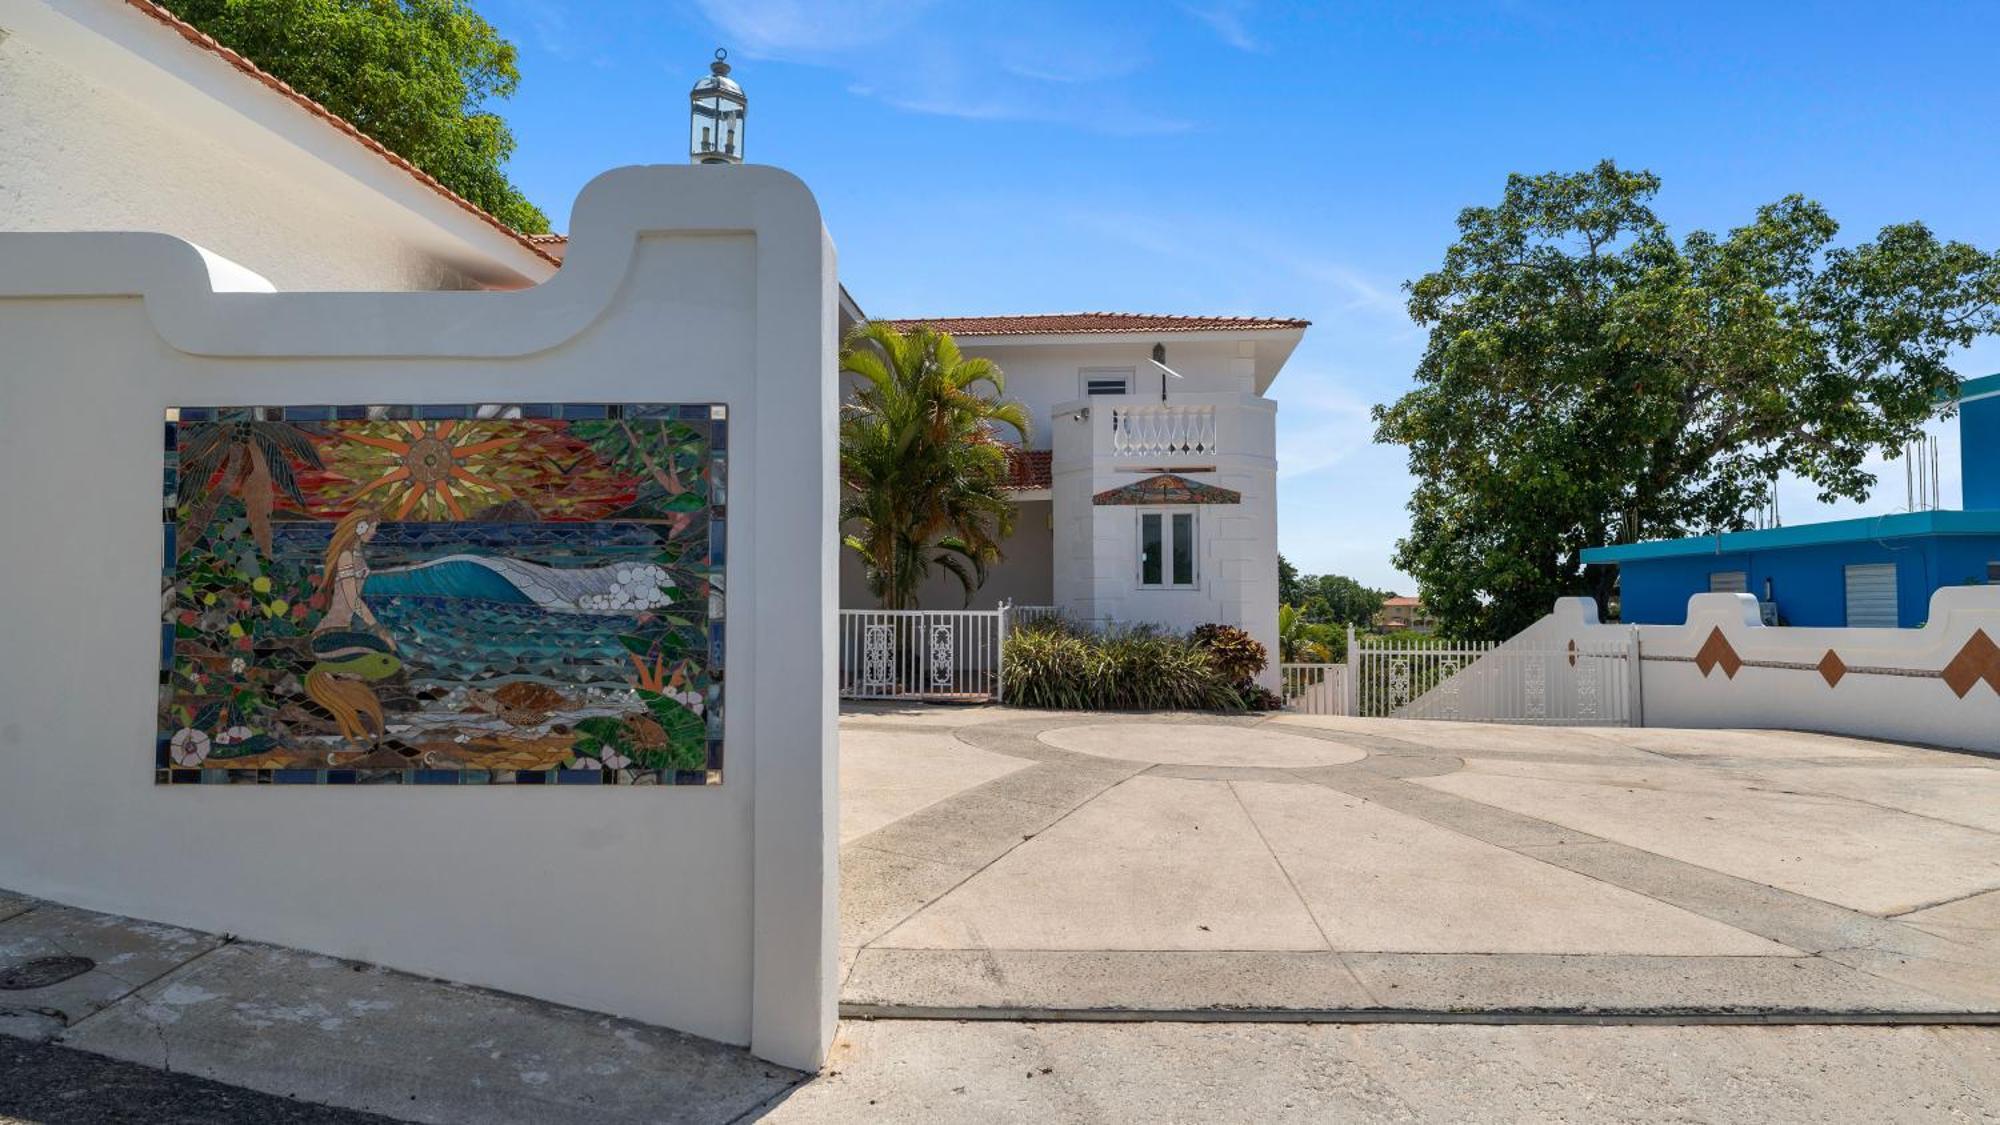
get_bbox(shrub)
[1004,624,1242,712]
[1191,623,1269,683]
[1192,622,1276,710]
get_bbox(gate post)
[1627,625,1645,728]
[996,600,1011,704]
[1345,622,1359,716]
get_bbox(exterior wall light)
[690,49,746,165]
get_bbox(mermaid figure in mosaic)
[306,509,401,747]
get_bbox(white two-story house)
[836,313,1306,673]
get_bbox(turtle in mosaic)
[462,680,574,726]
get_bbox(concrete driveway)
[839,706,2000,1017]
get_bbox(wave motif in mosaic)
[158,404,726,786]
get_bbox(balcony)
[1109,403,1216,458]
[1048,392,1276,477]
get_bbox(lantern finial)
[689,48,746,165]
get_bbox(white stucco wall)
[1424,591,2000,753]
[0,1,554,291]
[0,166,838,1069]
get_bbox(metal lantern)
[689,48,746,164]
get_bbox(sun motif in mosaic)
[333,421,523,520]
[158,404,727,787]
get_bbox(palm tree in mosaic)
[840,322,1032,609]
[177,420,325,558]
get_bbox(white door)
[1844,563,1899,628]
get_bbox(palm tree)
[840,322,1032,609]
[1278,603,1342,663]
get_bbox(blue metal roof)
[1582,508,2000,564]
[1951,371,2000,403]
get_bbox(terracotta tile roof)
[1002,447,1051,491]
[125,0,560,269]
[882,312,1310,337]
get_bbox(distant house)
[1375,595,1435,633]
[1583,373,2000,629]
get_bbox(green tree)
[164,0,549,233]
[840,323,1032,609]
[1278,554,1302,606]
[1300,573,1387,628]
[1375,161,2000,639]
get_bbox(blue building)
[1584,373,2000,628]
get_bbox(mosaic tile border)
[159,403,728,788]
[1648,625,2000,699]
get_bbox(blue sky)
[480,0,2000,593]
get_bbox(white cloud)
[1177,1,1262,52]
[690,0,931,56]
[688,0,1187,133]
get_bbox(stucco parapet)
[0,165,824,360]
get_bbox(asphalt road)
[0,1038,399,1125]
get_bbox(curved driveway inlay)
[838,705,2000,1019]
[1038,722,1367,768]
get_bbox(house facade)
[1375,595,1435,633]
[835,315,1305,668]
[1584,372,2000,629]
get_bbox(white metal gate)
[1346,629,1639,726]
[838,603,1057,702]
[1280,663,1348,715]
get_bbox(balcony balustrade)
[1109,403,1217,458]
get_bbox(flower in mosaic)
[160,405,727,787]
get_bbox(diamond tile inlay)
[1940,628,2000,699]
[1816,649,1847,688]
[1693,627,1743,680]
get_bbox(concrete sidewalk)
[0,892,801,1124]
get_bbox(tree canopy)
[1375,161,2000,639]
[1278,556,1389,628]
[166,0,549,234]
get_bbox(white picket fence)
[1282,628,1642,726]
[838,602,1058,702]
[1347,627,1640,725]
[1279,663,1348,715]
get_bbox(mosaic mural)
[1091,473,1241,506]
[158,405,726,786]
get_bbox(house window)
[1138,510,1196,587]
[1708,571,1747,594]
[1081,367,1133,397]
[1844,563,1898,628]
